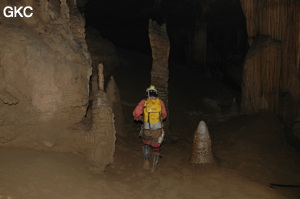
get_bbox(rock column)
[148,19,170,133]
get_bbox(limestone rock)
[106,76,127,137]
[87,90,116,171]
[148,19,170,132]
[190,121,214,164]
[0,90,19,105]
[0,0,94,152]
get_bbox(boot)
[142,145,150,160]
[142,145,150,170]
[143,159,150,170]
[151,154,159,172]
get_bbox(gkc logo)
[3,6,33,18]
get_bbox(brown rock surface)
[0,0,115,170]
[0,0,91,136]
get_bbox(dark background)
[82,0,249,95]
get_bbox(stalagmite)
[87,64,116,171]
[148,19,170,132]
[190,121,214,164]
[98,63,105,91]
[106,76,127,137]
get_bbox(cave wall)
[0,1,116,169]
[0,0,91,144]
[240,0,300,137]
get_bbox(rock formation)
[191,121,214,164]
[86,64,116,170]
[240,0,300,140]
[0,0,116,171]
[0,0,91,135]
[106,76,127,137]
[242,36,281,113]
[148,19,170,132]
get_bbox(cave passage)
[84,0,248,99]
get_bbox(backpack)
[143,98,162,125]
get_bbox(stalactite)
[148,19,170,132]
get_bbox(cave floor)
[1,49,300,199]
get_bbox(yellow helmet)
[146,85,157,92]
[146,85,158,98]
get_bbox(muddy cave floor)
[1,49,300,199]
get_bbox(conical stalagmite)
[190,121,214,164]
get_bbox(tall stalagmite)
[87,64,116,171]
[148,19,170,132]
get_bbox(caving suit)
[133,97,167,171]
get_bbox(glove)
[136,115,143,121]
